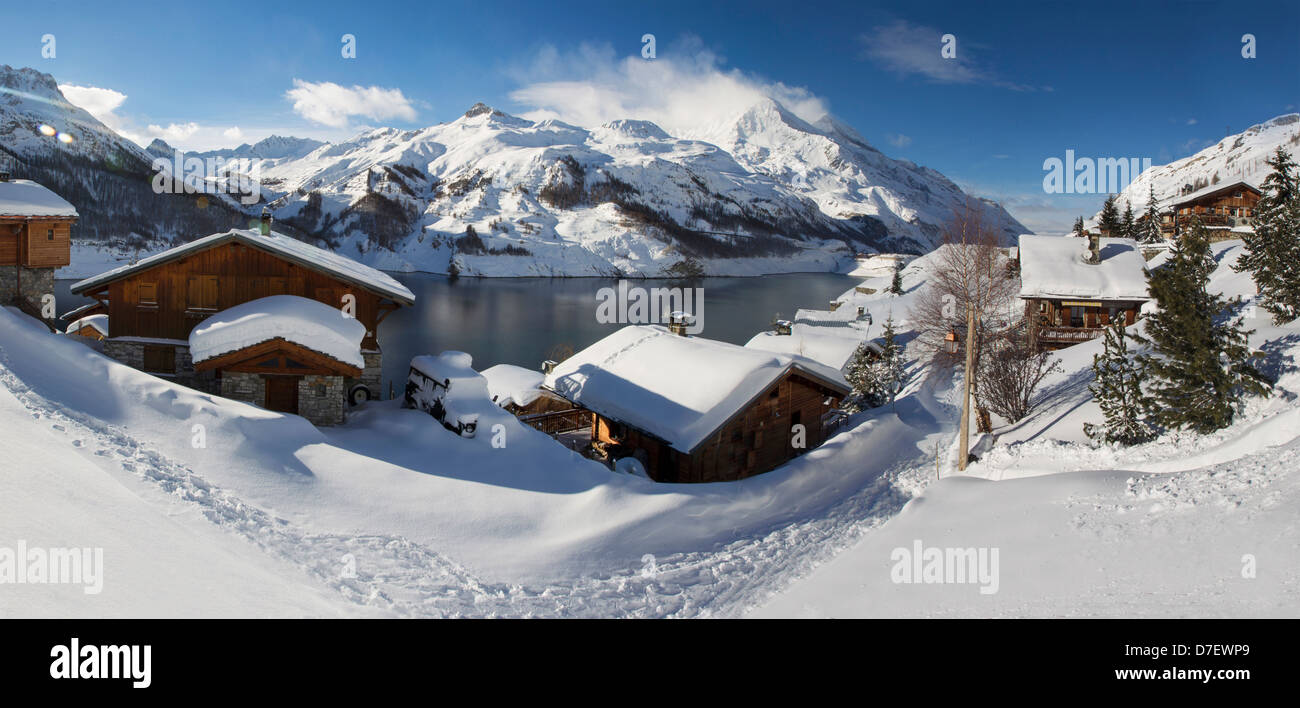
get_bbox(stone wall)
[221,371,265,407]
[345,350,385,403]
[102,339,145,369]
[0,266,55,314]
[298,375,345,426]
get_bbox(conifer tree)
[1084,319,1151,444]
[889,262,904,295]
[843,342,883,412]
[1137,218,1271,433]
[1138,184,1164,244]
[1073,216,1086,237]
[1233,147,1300,323]
[878,315,906,404]
[1099,195,1122,236]
[1120,201,1136,239]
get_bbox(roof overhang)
[193,337,362,378]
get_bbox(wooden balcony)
[1035,326,1105,344]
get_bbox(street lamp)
[943,329,959,354]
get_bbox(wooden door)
[264,376,300,413]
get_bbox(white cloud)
[147,122,200,143]
[223,126,244,141]
[285,79,417,128]
[1187,118,1198,125]
[58,83,144,142]
[507,39,830,139]
[886,133,912,148]
[859,20,1039,91]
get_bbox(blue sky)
[2,0,1297,232]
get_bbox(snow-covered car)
[404,351,490,438]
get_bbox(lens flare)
[57,132,74,144]
[38,124,56,136]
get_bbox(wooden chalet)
[1135,180,1263,239]
[69,218,415,424]
[64,313,108,341]
[1170,180,1261,234]
[543,325,850,483]
[0,173,77,322]
[1018,234,1150,350]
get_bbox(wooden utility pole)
[958,303,977,471]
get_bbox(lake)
[56,272,856,397]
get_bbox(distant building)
[69,219,415,424]
[65,313,108,341]
[544,325,849,483]
[0,173,77,321]
[1169,181,1261,238]
[1018,234,1150,350]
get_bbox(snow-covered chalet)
[69,216,415,425]
[1018,234,1150,350]
[543,325,850,482]
[0,172,77,322]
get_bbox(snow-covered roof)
[60,301,105,321]
[1171,180,1260,208]
[0,179,78,218]
[65,314,107,337]
[744,329,872,373]
[1018,235,1150,301]
[543,325,849,453]
[70,229,416,305]
[481,364,546,408]
[188,295,366,369]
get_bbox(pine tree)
[1099,195,1122,236]
[889,262,904,295]
[1137,218,1271,433]
[1073,216,1086,237]
[878,315,906,403]
[1084,319,1152,444]
[1120,201,1136,239]
[1233,147,1300,324]
[1138,184,1164,244]
[843,342,883,412]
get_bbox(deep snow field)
[2,239,1296,618]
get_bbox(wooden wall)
[97,241,387,348]
[0,219,72,267]
[594,370,843,483]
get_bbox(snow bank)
[189,295,366,368]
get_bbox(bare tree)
[976,334,1060,423]
[909,200,1021,431]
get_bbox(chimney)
[667,311,692,336]
[1087,233,1101,264]
[773,319,792,336]
[828,300,842,312]
[260,207,273,236]
[541,360,557,374]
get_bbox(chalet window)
[47,228,54,241]
[1069,306,1085,328]
[187,275,219,312]
[1235,191,1243,198]
[142,345,175,374]
[137,282,158,307]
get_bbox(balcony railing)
[1036,326,1106,343]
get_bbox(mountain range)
[5,63,1026,276]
